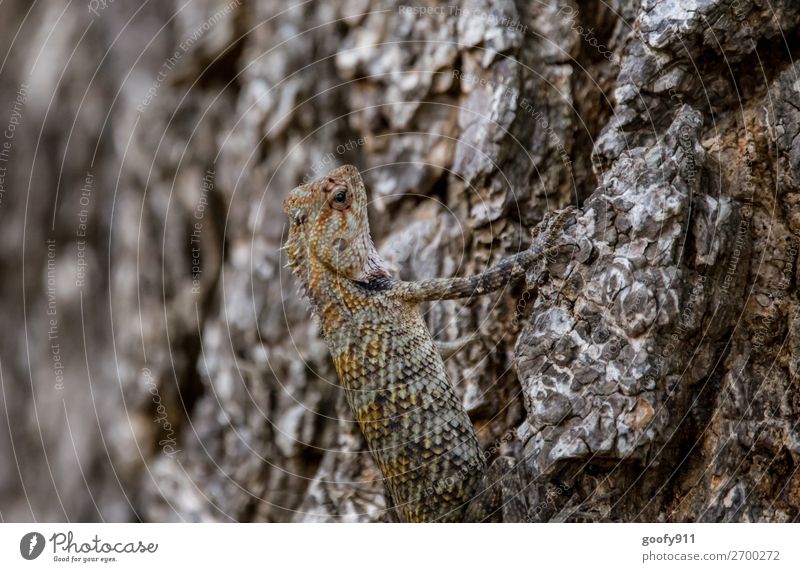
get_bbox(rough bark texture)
[0,0,798,523]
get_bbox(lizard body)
[283,164,572,522]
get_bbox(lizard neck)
[303,255,372,334]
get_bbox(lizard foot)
[531,206,580,261]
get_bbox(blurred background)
[0,0,798,523]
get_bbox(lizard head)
[283,164,389,285]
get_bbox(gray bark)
[0,0,798,523]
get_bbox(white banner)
[0,523,797,571]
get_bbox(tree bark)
[0,0,798,522]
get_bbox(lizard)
[283,164,574,522]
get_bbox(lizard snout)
[283,192,298,215]
[283,184,315,217]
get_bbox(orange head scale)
[283,165,389,296]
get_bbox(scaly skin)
[283,165,572,522]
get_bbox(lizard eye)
[330,187,351,210]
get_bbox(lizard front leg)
[393,207,576,304]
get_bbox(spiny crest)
[283,165,390,299]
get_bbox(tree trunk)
[0,0,798,523]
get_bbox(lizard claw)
[530,206,579,260]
